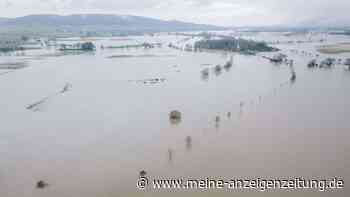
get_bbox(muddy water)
[0,34,349,197]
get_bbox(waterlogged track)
[26,83,72,112]
[0,34,349,197]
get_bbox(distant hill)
[0,14,225,37]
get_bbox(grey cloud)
[0,0,349,26]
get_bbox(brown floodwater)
[0,33,349,197]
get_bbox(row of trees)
[194,38,278,52]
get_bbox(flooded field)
[1,32,350,197]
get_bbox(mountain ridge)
[0,14,225,33]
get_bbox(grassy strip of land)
[0,62,27,69]
[317,43,350,54]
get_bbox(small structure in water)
[36,180,49,189]
[139,170,147,177]
[169,110,182,125]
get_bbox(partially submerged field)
[1,33,350,197]
[317,42,350,54]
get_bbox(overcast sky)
[0,0,349,26]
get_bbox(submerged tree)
[81,42,96,51]
[21,35,30,42]
[186,136,192,151]
[344,58,350,70]
[36,180,49,189]
[320,58,336,68]
[195,38,278,53]
[169,110,182,125]
[307,59,318,68]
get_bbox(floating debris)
[36,180,49,189]
[169,110,182,125]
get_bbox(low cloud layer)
[1,0,349,26]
